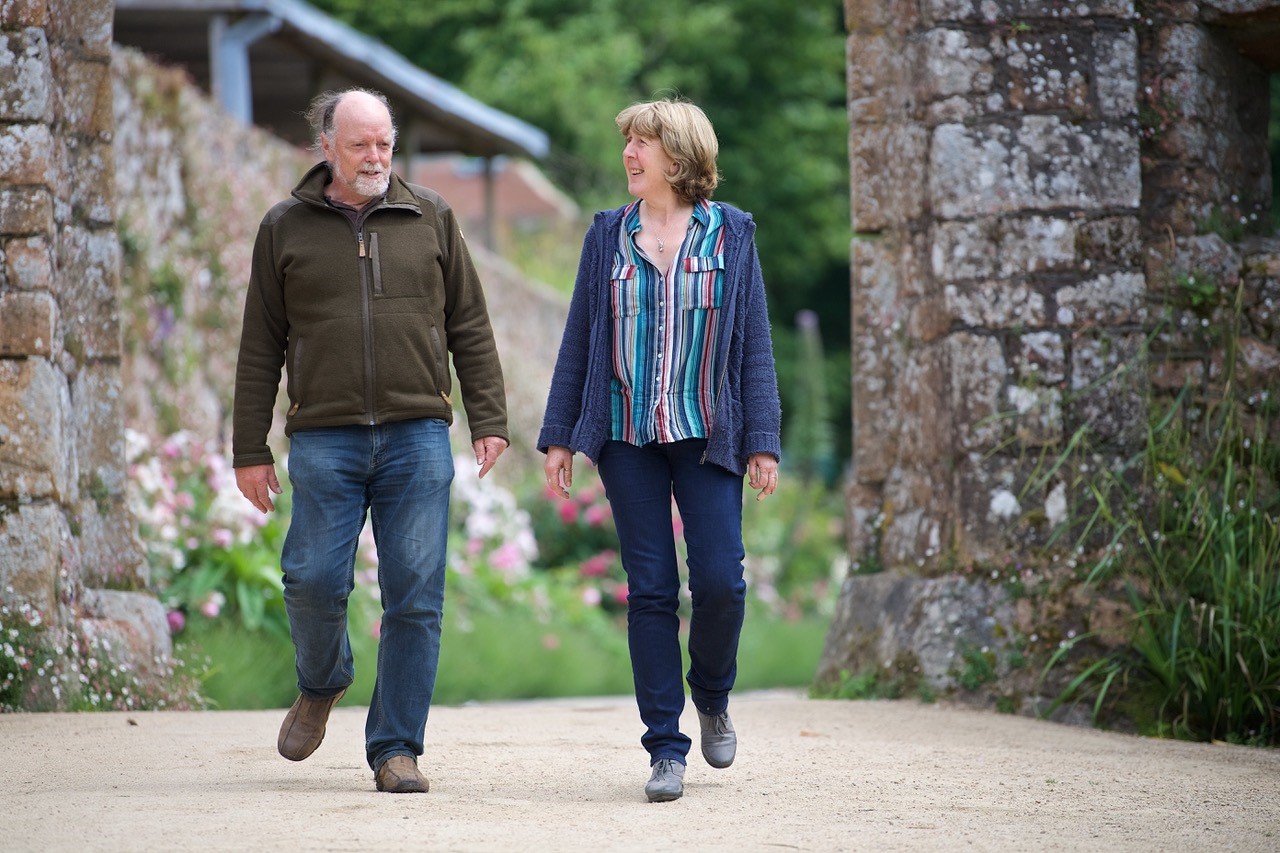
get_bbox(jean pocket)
[679,254,724,310]
[610,263,640,317]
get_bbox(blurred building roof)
[113,0,548,159]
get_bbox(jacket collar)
[292,162,423,214]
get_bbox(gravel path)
[3,691,1278,851]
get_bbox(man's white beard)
[352,170,389,198]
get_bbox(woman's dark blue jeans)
[597,438,746,765]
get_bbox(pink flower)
[199,592,224,619]
[467,537,484,556]
[370,621,382,640]
[610,582,630,606]
[175,492,195,510]
[211,528,234,549]
[166,610,185,633]
[542,633,561,650]
[558,501,579,524]
[579,550,614,578]
[584,504,611,527]
[490,542,524,572]
[671,514,684,538]
[581,586,602,607]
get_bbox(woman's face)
[622,133,676,200]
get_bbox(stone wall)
[0,0,172,708]
[824,0,1280,708]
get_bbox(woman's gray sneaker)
[645,758,686,802]
[697,709,736,768]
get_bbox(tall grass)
[1040,290,1280,745]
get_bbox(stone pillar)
[827,0,1278,707]
[830,0,1146,701]
[1,0,171,709]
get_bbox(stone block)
[1093,29,1138,118]
[0,502,67,618]
[0,290,56,356]
[1055,271,1148,326]
[0,357,74,501]
[853,234,905,332]
[931,220,999,282]
[1076,216,1141,271]
[846,480,883,562]
[922,0,1135,25]
[880,466,953,569]
[847,31,917,124]
[852,327,903,483]
[50,55,112,138]
[1151,356,1206,391]
[1006,383,1063,447]
[944,280,1047,328]
[930,118,1140,218]
[78,588,173,682]
[1001,30,1091,115]
[0,121,53,185]
[45,0,113,59]
[1017,331,1065,384]
[72,363,125,496]
[845,0,921,35]
[897,342,953,465]
[0,28,51,122]
[852,122,928,231]
[817,570,1019,695]
[75,496,148,590]
[1068,332,1147,444]
[56,224,121,359]
[920,28,992,101]
[0,0,48,27]
[0,187,52,235]
[949,332,1008,451]
[998,216,1076,277]
[66,137,114,224]
[3,234,52,289]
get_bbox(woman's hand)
[544,446,574,499]
[747,453,779,502]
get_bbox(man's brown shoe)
[375,755,429,793]
[277,689,345,761]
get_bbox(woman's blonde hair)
[616,99,720,204]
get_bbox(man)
[233,88,508,794]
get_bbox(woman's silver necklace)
[656,235,665,253]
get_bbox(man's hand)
[236,463,282,514]
[473,436,508,479]
[544,446,574,499]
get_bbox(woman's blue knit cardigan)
[537,203,781,477]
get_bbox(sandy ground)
[1,690,1277,852]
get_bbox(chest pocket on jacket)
[679,254,724,310]
[610,263,640,317]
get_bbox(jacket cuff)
[743,432,781,463]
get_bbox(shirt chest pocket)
[679,254,725,310]
[610,263,640,317]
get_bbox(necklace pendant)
[657,237,665,252]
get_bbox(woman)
[539,98,781,802]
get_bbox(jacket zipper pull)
[439,390,452,406]
[358,232,366,257]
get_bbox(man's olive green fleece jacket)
[232,164,508,468]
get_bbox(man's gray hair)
[305,88,397,152]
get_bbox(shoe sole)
[703,751,734,769]
[646,789,683,803]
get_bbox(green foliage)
[1039,292,1280,746]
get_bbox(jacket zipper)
[358,228,376,424]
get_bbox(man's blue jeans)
[597,439,747,765]
[281,418,453,772]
